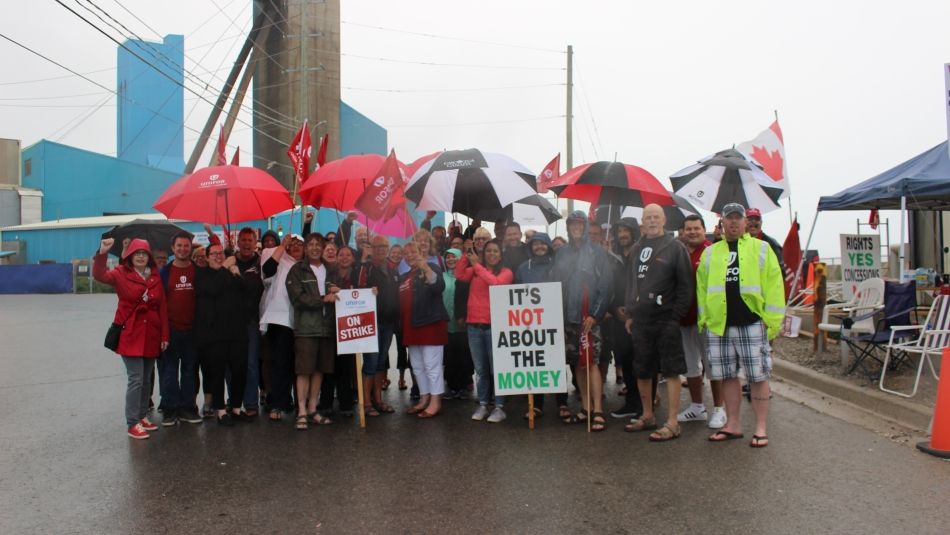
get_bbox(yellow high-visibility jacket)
[696,233,785,339]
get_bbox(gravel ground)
[772,335,938,409]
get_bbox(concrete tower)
[253,0,341,191]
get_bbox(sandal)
[311,413,333,425]
[562,409,588,424]
[268,409,283,422]
[557,405,572,420]
[242,409,258,418]
[382,378,391,391]
[591,412,606,432]
[624,416,657,433]
[376,403,396,414]
[398,379,408,390]
[750,434,769,448]
[709,430,744,442]
[523,407,543,420]
[649,424,681,442]
[295,414,308,430]
[364,405,380,417]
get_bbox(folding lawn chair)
[844,280,917,380]
[879,293,950,398]
[817,277,885,355]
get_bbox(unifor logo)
[373,175,386,187]
[727,251,737,265]
[444,159,476,169]
[542,169,554,179]
[179,275,187,284]
[696,190,704,198]
[351,290,359,299]
[639,247,653,263]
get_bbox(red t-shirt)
[681,240,711,326]
[399,275,448,346]
[166,263,196,331]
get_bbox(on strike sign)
[489,282,567,396]
[335,288,378,354]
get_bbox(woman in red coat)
[94,237,170,439]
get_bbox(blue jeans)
[228,326,261,410]
[468,326,504,408]
[159,329,198,411]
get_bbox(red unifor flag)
[287,120,311,186]
[216,125,228,166]
[869,208,880,230]
[783,217,802,298]
[537,153,560,193]
[355,149,406,221]
[316,133,329,168]
[737,119,791,199]
[230,146,240,166]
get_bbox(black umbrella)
[103,218,193,257]
[404,149,539,219]
[670,148,783,213]
[595,193,700,230]
[475,194,562,225]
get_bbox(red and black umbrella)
[549,161,673,207]
[153,165,293,226]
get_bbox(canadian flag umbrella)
[549,161,674,207]
[153,165,293,226]
[405,148,540,219]
[670,148,782,214]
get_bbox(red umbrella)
[550,161,673,207]
[299,154,397,211]
[404,151,441,179]
[153,165,293,226]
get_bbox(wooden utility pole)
[566,45,573,215]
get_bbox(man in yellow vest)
[696,203,784,448]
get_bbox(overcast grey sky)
[2,0,949,258]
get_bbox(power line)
[53,0,292,148]
[0,91,111,100]
[389,115,564,128]
[343,83,564,94]
[341,20,565,54]
[0,66,114,86]
[342,52,565,71]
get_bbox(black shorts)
[631,318,686,379]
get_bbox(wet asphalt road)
[2,294,950,534]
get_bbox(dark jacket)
[193,266,248,347]
[285,260,335,337]
[503,243,530,273]
[235,252,264,325]
[358,261,399,326]
[400,262,449,328]
[514,233,555,284]
[551,223,611,324]
[624,231,693,321]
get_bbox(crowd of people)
[94,203,785,448]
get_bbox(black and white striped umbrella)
[405,149,538,219]
[670,148,783,214]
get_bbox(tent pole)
[788,210,820,304]
[899,195,907,277]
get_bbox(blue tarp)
[0,264,73,294]
[817,141,950,211]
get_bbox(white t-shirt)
[310,263,327,296]
[259,247,298,331]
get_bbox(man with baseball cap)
[744,207,789,290]
[696,202,785,448]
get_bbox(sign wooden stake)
[355,352,366,429]
[528,394,535,430]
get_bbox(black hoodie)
[624,231,693,321]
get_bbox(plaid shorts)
[705,321,772,382]
[565,323,602,366]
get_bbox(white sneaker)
[487,407,507,423]
[708,407,727,429]
[471,405,491,421]
[677,405,708,422]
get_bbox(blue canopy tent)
[809,141,950,278]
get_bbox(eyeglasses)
[208,251,225,256]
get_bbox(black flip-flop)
[750,434,769,448]
[708,430,745,442]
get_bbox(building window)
[24,158,31,176]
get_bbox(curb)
[772,357,933,431]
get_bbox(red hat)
[746,208,762,218]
